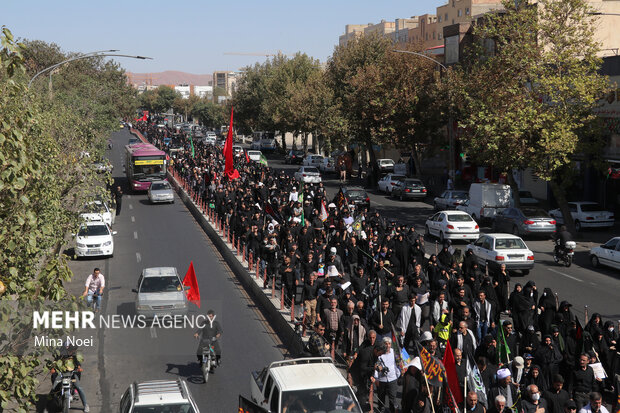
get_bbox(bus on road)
[125,143,167,191]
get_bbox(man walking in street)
[114,185,123,216]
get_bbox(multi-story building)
[339,24,372,47]
[392,18,420,44]
[212,71,240,103]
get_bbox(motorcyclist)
[49,342,89,412]
[552,226,573,257]
[194,309,222,366]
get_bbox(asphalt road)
[268,152,620,324]
[67,129,286,413]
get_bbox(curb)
[128,129,304,357]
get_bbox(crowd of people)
[135,122,619,413]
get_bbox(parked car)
[232,145,244,157]
[247,150,263,162]
[590,237,620,269]
[294,166,322,184]
[260,139,277,151]
[336,186,370,209]
[80,200,114,227]
[377,158,395,174]
[425,210,480,243]
[378,174,406,194]
[433,190,469,211]
[285,149,305,165]
[250,139,262,150]
[548,202,614,231]
[303,154,324,167]
[466,233,534,275]
[202,135,217,145]
[391,178,428,201]
[132,267,189,318]
[319,157,336,174]
[147,180,174,204]
[120,379,200,413]
[75,222,116,258]
[493,207,556,237]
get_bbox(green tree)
[153,85,179,113]
[449,0,609,229]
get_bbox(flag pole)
[463,373,467,413]
[416,342,437,413]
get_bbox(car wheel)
[575,220,582,232]
[591,255,599,268]
[439,231,445,244]
[425,225,431,238]
[522,270,530,276]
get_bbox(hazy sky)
[3,0,442,74]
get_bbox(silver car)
[148,180,174,204]
[493,207,557,237]
[133,267,189,318]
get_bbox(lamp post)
[28,51,153,92]
[392,49,455,182]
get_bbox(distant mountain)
[126,71,213,86]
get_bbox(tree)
[449,0,609,230]
[192,99,226,128]
[153,85,179,113]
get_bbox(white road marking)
[547,268,583,283]
[131,216,135,222]
[150,327,157,338]
[136,252,141,263]
[127,195,132,199]
[129,204,133,210]
[133,231,138,239]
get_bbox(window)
[433,32,436,39]
[466,7,470,15]
[439,15,442,22]
[604,238,620,250]
[439,33,443,40]
[270,387,280,413]
[445,13,449,20]
[458,9,462,17]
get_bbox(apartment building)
[339,24,372,47]
[212,71,240,102]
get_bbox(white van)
[249,358,361,413]
[461,183,511,224]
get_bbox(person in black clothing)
[493,264,510,313]
[437,244,453,269]
[536,335,563,389]
[349,331,379,409]
[568,354,598,410]
[114,185,123,216]
[553,226,573,256]
[543,374,570,413]
[194,309,223,365]
[370,298,396,341]
[538,288,557,336]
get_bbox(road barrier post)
[291,298,295,322]
[271,276,275,298]
[249,252,253,271]
[280,288,284,310]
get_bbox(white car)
[260,139,277,151]
[319,157,336,173]
[425,210,480,243]
[75,222,116,258]
[147,180,174,204]
[590,237,620,269]
[303,154,324,167]
[80,200,114,227]
[434,190,469,210]
[548,202,614,231]
[251,139,262,150]
[247,150,262,162]
[377,158,395,173]
[294,166,322,184]
[378,174,406,193]
[466,233,534,275]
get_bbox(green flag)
[259,153,268,166]
[298,190,305,227]
[498,321,511,365]
[189,133,195,158]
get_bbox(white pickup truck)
[245,357,362,413]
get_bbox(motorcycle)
[200,338,218,383]
[553,240,576,267]
[45,370,78,413]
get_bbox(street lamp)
[28,51,153,90]
[392,49,455,181]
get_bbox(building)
[392,18,420,44]
[339,24,372,47]
[174,85,191,99]
[212,71,240,102]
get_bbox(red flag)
[245,149,250,163]
[443,340,464,403]
[183,261,201,308]
[223,107,240,180]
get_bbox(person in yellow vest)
[434,313,452,350]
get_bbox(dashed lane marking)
[133,231,138,240]
[129,204,133,210]
[150,327,157,339]
[131,216,135,222]
[136,252,141,263]
[547,268,584,283]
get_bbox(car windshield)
[447,214,473,222]
[304,167,319,173]
[391,175,405,181]
[494,238,527,250]
[151,183,171,191]
[451,192,469,199]
[579,203,604,212]
[521,208,549,218]
[133,404,195,413]
[82,202,105,213]
[139,276,182,293]
[281,386,361,413]
[347,190,366,198]
[78,225,109,237]
[380,160,393,164]
[293,150,304,156]
[403,180,423,187]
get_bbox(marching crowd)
[136,122,619,413]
